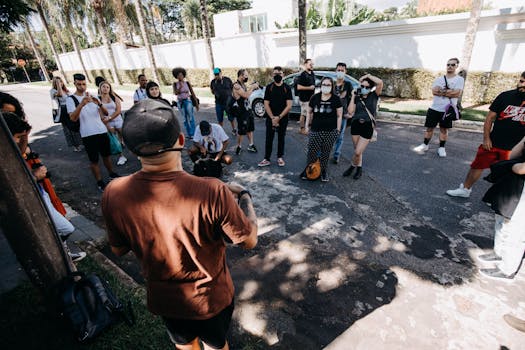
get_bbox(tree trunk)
[134,0,160,83]
[199,0,215,80]
[298,0,307,66]
[55,16,68,54]
[94,8,121,85]
[36,3,68,83]
[23,21,50,82]
[112,0,131,44]
[458,0,483,109]
[0,116,72,299]
[65,16,92,83]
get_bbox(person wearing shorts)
[413,58,464,157]
[296,59,316,135]
[447,71,525,198]
[233,69,259,154]
[102,100,258,350]
[67,73,120,191]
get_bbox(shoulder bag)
[187,81,200,111]
[442,75,461,122]
[358,98,378,142]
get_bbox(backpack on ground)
[59,271,134,343]
[193,158,223,178]
[65,96,81,132]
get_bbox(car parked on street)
[248,70,360,118]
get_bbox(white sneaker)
[413,143,429,153]
[437,147,447,157]
[117,155,127,165]
[446,183,471,198]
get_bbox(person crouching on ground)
[189,120,233,165]
[343,73,383,180]
[102,99,257,350]
[301,77,343,182]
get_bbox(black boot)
[353,167,362,180]
[343,165,355,177]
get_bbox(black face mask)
[243,77,249,83]
[273,75,283,83]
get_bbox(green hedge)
[63,67,521,104]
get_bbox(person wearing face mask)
[258,66,293,167]
[446,71,525,198]
[301,77,343,182]
[296,59,316,135]
[343,73,383,180]
[331,62,354,164]
[232,69,260,154]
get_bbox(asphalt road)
[3,84,523,349]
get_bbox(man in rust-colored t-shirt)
[102,100,257,350]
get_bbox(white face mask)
[321,86,331,94]
[336,71,345,79]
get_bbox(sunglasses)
[519,79,525,83]
[321,84,332,87]
[447,63,457,67]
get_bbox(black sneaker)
[321,171,329,182]
[479,267,515,281]
[247,144,258,153]
[109,172,121,179]
[97,180,106,192]
[332,157,339,164]
[235,146,241,155]
[353,167,362,180]
[343,165,355,177]
[300,171,308,180]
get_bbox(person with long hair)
[343,73,383,180]
[301,77,343,182]
[50,76,82,151]
[99,81,127,166]
[172,67,198,139]
[146,81,171,106]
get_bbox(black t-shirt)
[489,89,525,150]
[263,82,293,117]
[297,70,316,102]
[308,93,342,131]
[352,93,379,123]
[210,77,233,105]
[335,81,353,109]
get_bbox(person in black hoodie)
[479,136,525,280]
[146,81,171,106]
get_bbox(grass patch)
[0,257,172,350]
[379,101,487,122]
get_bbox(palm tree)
[298,0,307,65]
[33,0,68,82]
[133,0,160,83]
[23,20,49,81]
[458,0,483,109]
[56,0,91,83]
[91,0,121,85]
[199,0,215,78]
[112,0,132,44]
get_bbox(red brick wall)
[417,0,472,14]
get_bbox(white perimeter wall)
[58,8,525,74]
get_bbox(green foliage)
[325,0,345,27]
[306,0,323,30]
[0,0,34,33]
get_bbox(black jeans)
[264,116,288,159]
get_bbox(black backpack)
[65,95,81,132]
[59,271,134,342]
[193,158,223,178]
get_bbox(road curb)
[377,111,484,132]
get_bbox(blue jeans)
[179,98,196,137]
[332,118,347,159]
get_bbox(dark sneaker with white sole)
[69,252,87,262]
[477,252,502,262]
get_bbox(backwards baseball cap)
[73,73,86,81]
[122,99,182,157]
[200,120,211,136]
[213,67,221,75]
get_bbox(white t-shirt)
[66,93,107,138]
[430,75,465,112]
[101,98,124,129]
[133,88,148,102]
[193,123,229,153]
